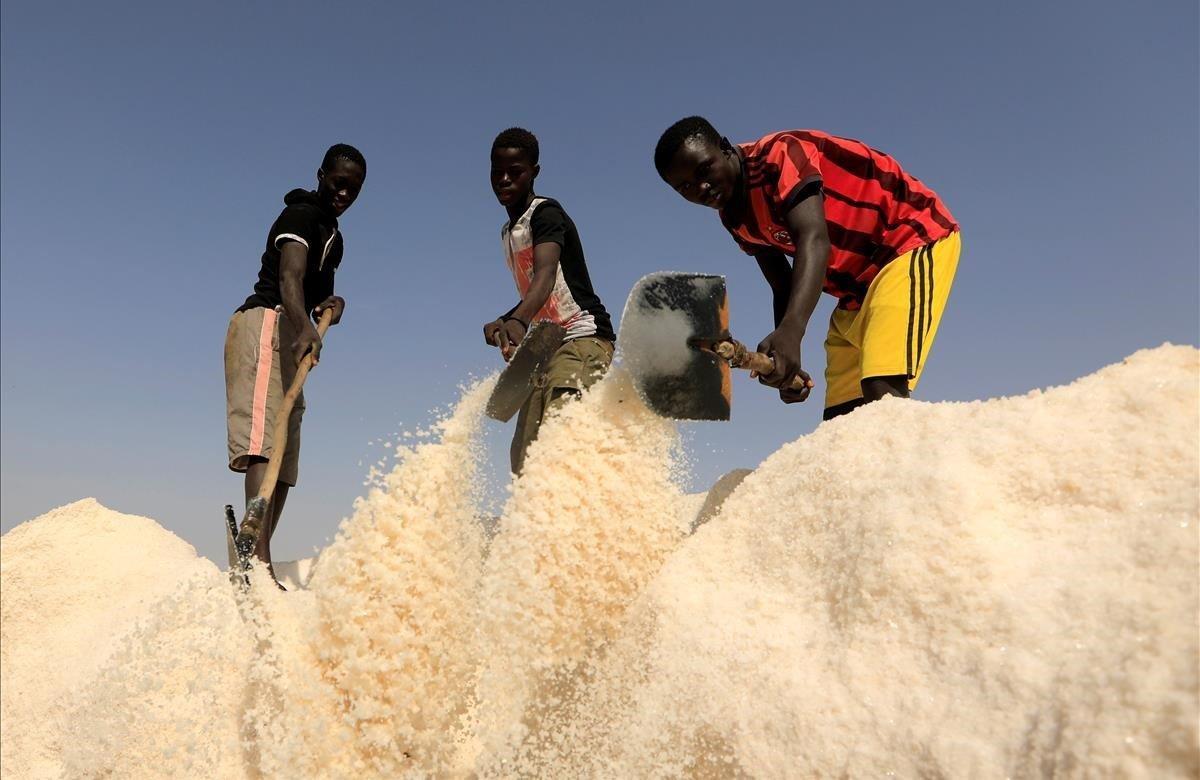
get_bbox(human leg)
[226,306,302,575]
[509,337,613,474]
[822,310,866,420]
[822,232,961,421]
[859,233,961,394]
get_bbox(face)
[662,136,739,210]
[490,147,539,207]
[317,158,366,216]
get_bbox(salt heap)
[509,344,1200,777]
[1,344,1196,778]
[0,500,224,777]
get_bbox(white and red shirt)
[501,197,614,341]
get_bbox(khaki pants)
[510,336,613,474]
[224,307,304,486]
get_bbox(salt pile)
[1,345,1197,778]
[0,500,221,776]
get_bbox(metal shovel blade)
[619,272,732,420]
[485,321,567,421]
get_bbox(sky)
[2,0,1197,565]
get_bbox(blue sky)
[2,0,1197,564]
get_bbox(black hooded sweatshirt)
[237,189,343,313]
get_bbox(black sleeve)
[268,205,320,252]
[781,179,823,215]
[530,203,567,248]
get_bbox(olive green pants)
[510,336,614,474]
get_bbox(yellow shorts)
[823,231,960,413]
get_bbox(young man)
[225,143,366,574]
[484,127,615,474]
[654,117,960,419]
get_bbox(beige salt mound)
[511,344,1200,778]
[0,499,219,778]
[1,346,1197,778]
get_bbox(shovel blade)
[224,504,239,570]
[619,272,732,420]
[485,322,567,421]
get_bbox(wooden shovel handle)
[254,307,334,501]
[237,307,335,557]
[713,340,809,391]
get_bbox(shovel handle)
[713,340,809,391]
[255,307,334,499]
[236,307,334,560]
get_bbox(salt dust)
[469,369,688,767]
[1,345,1197,778]
[620,300,700,376]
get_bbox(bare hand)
[293,325,323,366]
[483,319,505,346]
[777,380,814,404]
[313,295,345,325]
[755,326,814,403]
[497,318,527,362]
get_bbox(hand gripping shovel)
[485,321,567,422]
[226,307,334,582]
[620,271,807,420]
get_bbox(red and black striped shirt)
[720,130,958,310]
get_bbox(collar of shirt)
[719,144,751,224]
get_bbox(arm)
[755,194,830,401]
[488,242,560,359]
[509,241,560,326]
[754,249,792,328]
[278,242,324,365]
[778,193,830,339]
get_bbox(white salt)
[1,345,1196,778]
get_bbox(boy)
[483,128,615,474]
[654,117,960,419]
[225,143,366,573]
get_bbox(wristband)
[502,315,529,329]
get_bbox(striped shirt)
[720,130,958,310]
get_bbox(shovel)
[485,321,567,421]
[229,307,334,578]
[619,271,807,420]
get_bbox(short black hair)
[654,116,721,177]
[492,127,539,166]
[322,143,366,174]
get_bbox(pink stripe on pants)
[247,308,277,456]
